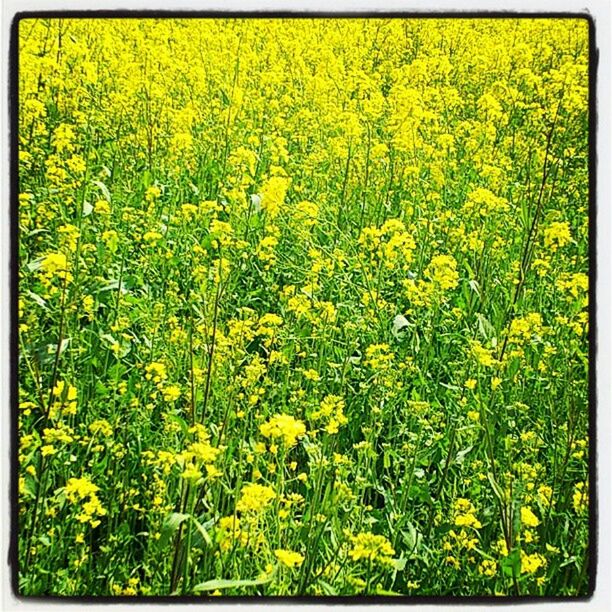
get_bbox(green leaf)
[476,313,495,341]
[455,445,473,465]
[487,472,505,504]
[401,520,422,554]
[26,257,45,272]
[159,512,190,548]
[317,580,338,596]
[390,557,407,571]
[93,180,112,202]
[26,290,48,310]
[167,413,189,436]
[193,575,272,592]
[500,548,521,578]
[97,279,124,293]
[191,516,213,548]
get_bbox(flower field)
[16,17,591,597]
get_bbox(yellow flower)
[479,559,497,577]
[425,254,459,291]
[465,379,477,391]
[94,199,111,214]
[348,532,395,565]
[295,200,319,226]
[520,506,540,528]
[453,498,482,529]
[543,221,571,251]
[236,483,275,513]
[260,175,290,218]
[572,481,588,515]
[41,252,68,275]
[311,394,348,434]
[520,551,547,575]
[275,548,305,568]
[181,463,202,482]
[64,476,100,502]
[162,385,181,402]
[259,413,306,447]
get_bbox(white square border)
[2,2,610,610]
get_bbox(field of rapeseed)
[16,17,591,597]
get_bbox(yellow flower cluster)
[348,532,395,565]
[275,548,305,568]
[425,254,460,291]
[311,394,348,434]
[453,498,482,529]
[236,483,276,514]
[543,221,572,252]
[259,414,306,447]
[64,476,107,528]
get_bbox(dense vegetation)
[17,18,590,596]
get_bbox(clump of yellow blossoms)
[260,175,291,218]
[573,481,588,515]
[543,221,572,251]
[216,516,248,551]
[64,475,107,528]
[311,394,348,434]
[237,483,276,513]
[520,506,540,528]
[260,414,306,447]
[49,381,78,419]
[425,254,460,291]
[479,559,497,577]
[295,200,319,227]
[453,498,482,529]
[520,551,547,575]
[358,218,416,268]
[41,252,69,277]
[275,549,305,568]
[348,532,395,566]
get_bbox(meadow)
[16,17,591,597]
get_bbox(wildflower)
[479,559,497,577]
[572,481,588,514]
[64,475,106,527]
[145,186,161,202]
[520,551,547,575]
[145,362,167,384]
[295,200,319,226]
[259,414,306,447]
[275,549,305,568]
[89,419,113,437]
[311,394,348,434]
[303,368,320,382]
[425,254,459,291]
[209,219,233,247]
[543,221,571,251]
[453,498,482,529]
[537,485,553,507]
[162,385,181,402]
[260,175,290,218]
[41,252,68,275]
[471,341,497,367]
[236,483,275,513]
[348,532,395,565]
[94,199,111,214]
[520,506,540,528]
[181,463,202,482]
[41,445,57,457]
[364,344,394,371]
